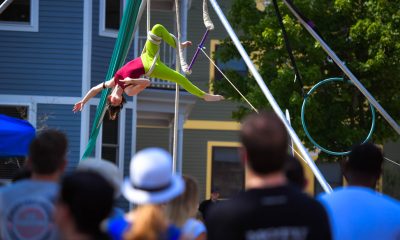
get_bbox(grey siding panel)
[37,104,81,171]
[0,0,83,97]
[189,100,242,121]
[136,127,170,151]
[182,129,239,201]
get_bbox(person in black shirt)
[206,112,331,240]
[198,187,220,221]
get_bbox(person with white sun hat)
[104,148,185,240]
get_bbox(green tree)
[214,0,400,157]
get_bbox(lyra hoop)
[301,77,376,156]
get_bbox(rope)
[188,0,214,71]
[147,0,150,32]
[271,0,304,94]
[174,0,191,75]
[200,47,258,113]
[0,0,13,15]
[385,157,400,167]
[203,0,214,30]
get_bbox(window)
[0,0,38,32]
[101,115,119,164]
[0,105,28,182]
[207,142,243,199]
[99,0,124,37]
[209,40,247,92]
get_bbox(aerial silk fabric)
[81,0,143,160]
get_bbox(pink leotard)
[114,57,146,89]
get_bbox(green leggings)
[141,24,206,98]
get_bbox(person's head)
[28,129,68,176]
[210,187,220,201]
[166,175,199,227]
[122,148,184,205]
[284,155,307,190]
[122,148,185,240]
[107,94,126,120]
[343,143,383,189]
[240,111,288,175]
[78,158,123,199]
[55,171,114,238]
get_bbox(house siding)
[183,129,239,201]
[37,104,81,171]
[136,127,170,151]
[0,0,83,97]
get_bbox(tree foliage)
[214,0,400,158]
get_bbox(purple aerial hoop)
[188,29,210,71]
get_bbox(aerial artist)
[73,24,224,120]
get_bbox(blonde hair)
[124,205,168,240]
[166,175,199,227]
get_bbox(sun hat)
[78,158,123,198]
[122,148,184,204]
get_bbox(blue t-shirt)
[0,179,59,240]
[181,218,206,239]
[318,186,400,240]
[106,215,181,240]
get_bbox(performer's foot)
[203,94,224,102]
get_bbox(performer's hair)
[107,95,126,120]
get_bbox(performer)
[73,24,223,120]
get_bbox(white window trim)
[0,94,136,170]
[95,108,125,173]
[0,102,36,127]
[0,0,39,32]
[99,0,126,38]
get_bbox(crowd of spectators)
[0,111,399,240]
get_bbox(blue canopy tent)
[0,114,35,157]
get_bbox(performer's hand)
[181,41,192,49]
[120,78,150,87]
[73,101,84,112]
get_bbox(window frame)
[101,113,120,165]
[99,0,126,38]
[0,0,39,32]
[208,39,220,94]
[0,102,35,126]
[0,103,34,182]
[206,141,243,199]
[95,107,126,176]
[208,39,248,94]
